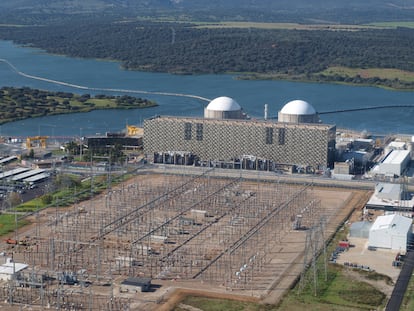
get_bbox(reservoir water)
[0,40,413,137]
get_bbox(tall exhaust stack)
[264,104,268,120]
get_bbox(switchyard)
[0,169,361,310]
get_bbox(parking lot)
[334,237,402,282]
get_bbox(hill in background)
[1,0,414,24]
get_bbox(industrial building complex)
[144,98,336,173]
[0,95,413,311]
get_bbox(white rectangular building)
[365,183,414,213]
[368,214,412,251]
[0,258,28,281]
[378,149,410,177]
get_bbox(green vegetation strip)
[175,296,275,311]
[401,266,414,310]
[0,214,29,237]
[0,167,134,236]
[368,22,414,29]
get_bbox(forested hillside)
[1,21,414,89]
[1,0,412,11]
[1,1,414,89]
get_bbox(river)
[0,40,413,137]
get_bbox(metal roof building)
[23,172,50,184]
[368,214,413,251]
[0,258,28,281]
[11,169,46,182]
[349,221,372,239]
[0,167,31,180]
[365,183,414,212]
[0,156,18,165]
[378,149,410,177]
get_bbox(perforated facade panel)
[143,117,336,169]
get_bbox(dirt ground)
[151,187,371,311]
[0,172,372,311]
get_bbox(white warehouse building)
[368,214,412,251]
[377,149,410,177]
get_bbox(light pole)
[80,128,83,161]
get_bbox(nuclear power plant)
[2,95,412,311]
[144,97,336,172]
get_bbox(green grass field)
[321,66,414,82]
[368,22,414,29]
[0,214,29,237]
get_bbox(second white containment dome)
[278,99,319,123]
[204,96,246,119]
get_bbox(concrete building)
[204,96,247,120]
[86,132,142,152]
[353,138,374,151]
[368,214,412,251]
[377,149,410,177]
[277,100,320,124]
[334,160,354,175]
[144,116,336,171]
[120,277,151,293]
[332,160,355,180]
[341,150,372,167]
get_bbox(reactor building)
[143,97,336,172]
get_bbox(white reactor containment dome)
[204,96,245,119]
[278,99,319,123]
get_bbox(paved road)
[144,165,376,190]
[386,250,414,311]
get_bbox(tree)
[8,192,22,208]
[41,194,53,205]
[65,141,80,155]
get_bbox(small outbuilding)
[120,277,151,293]
[368,214,413,251]
[0,258,28,281]
[349,221,372,239]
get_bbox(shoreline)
[0,86,158,126]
